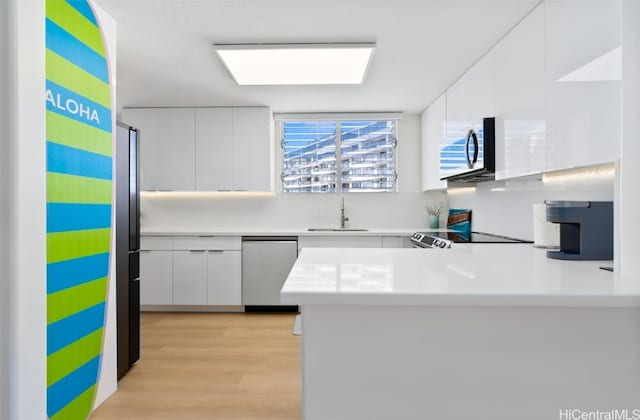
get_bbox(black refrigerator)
[115,121,140,379]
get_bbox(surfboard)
[45,1,113,418]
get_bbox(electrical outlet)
[315,206,326,217]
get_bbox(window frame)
[278,116,400,193]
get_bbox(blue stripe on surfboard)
[47,355,100,417]
[47,302,105,354]
[45,18,108,83]
[47,253,110,294]
[47,203,112,233]
[47,142,112,180]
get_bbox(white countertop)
[141,228,429,236]
[280,245,640,307]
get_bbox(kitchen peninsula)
[281,245,640,420]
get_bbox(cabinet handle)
[209,250,224,253]
[189,250,206,253]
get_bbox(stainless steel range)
[410,231,532,248]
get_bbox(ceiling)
[94,0,539,115]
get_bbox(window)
[281,119,397,193]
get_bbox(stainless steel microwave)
[440,117,495,182]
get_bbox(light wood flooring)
[91,312,301,420]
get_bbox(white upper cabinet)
[124,107,273,191]
[195,108,233,191]
[493,3,546,180]
[124,108,196,191]
[544,0,622,171]
[421,93,447,191]
[231,108,272,191]
[446,50,495,123]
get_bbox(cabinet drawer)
[140,236,173,250]
[172,236,241,251]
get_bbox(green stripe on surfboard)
[47,277,108,324]
[47,228,111,264]
[47,172,112,204]
[46,50,110,108]
[49,385,96,420]
[47,329,103,387]
[46,111,112,157]
[46,0,104,57]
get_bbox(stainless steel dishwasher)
[242,236,298,312]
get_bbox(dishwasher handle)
[242,236,298,242]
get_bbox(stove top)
[436,231,532,243]
[410,231,532,248]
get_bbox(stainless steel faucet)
[340,196,349,228]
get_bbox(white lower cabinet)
[141,235,242,308]
[173,250,208,305]
[140,250,173,305]
[207,250,241,305]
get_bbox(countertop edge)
[280,293,640,308]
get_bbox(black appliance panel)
[129,127,140,252]
[441,117,496,182]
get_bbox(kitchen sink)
[307,228,369,232]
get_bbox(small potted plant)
[426,203,444,229]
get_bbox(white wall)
[447,177,614,240]
[141,114,445,232]
[0,2,9,418]
[619,1,640,278]
[4,1,47,418]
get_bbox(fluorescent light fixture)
[213,43,375,85]
[556,46,621,82]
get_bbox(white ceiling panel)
[94,0,539,114]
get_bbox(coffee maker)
[545,201,613,260]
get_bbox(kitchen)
[1,0,640,419]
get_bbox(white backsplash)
[447,177,614,240]
[141,191,446,232]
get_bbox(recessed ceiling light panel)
[213,43,376,85]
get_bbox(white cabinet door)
[446,51,495,123]
[493,3,546,180]
[173,250,208,305]
[232,108,272,191]
[444,51,495,179]
[140,250,173,305]
[545,0,622,171]
[123,108,195,191]
[207,250,241,305]
[421,93,447,190]
[195,108,233,191]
